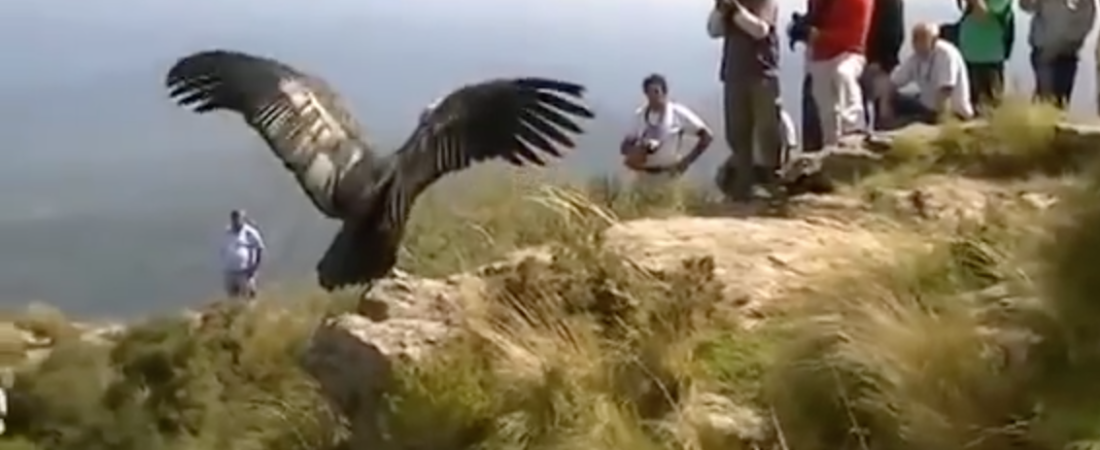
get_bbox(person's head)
[230,209,245,231]
[642,73,669,108]
[911,23,940,57]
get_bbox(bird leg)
[316,220,398,292]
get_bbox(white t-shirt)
[626,101,710,168]
[221,224,265,272]
[890,40,975,118]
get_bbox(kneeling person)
[876,23,975,129]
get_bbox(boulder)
[783,121,1100,192]
[299,212,926,447]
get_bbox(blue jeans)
[1031,48,1079,110]
[876,93,947,130]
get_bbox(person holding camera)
[706,0,785,204]
[619,74,713,188]
[802,0,874,148]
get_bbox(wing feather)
[165,49,377,218]
[374,76,594,233]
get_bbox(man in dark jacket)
[863,0,905,129]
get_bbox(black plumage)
[165,49,595,291]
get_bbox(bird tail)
[316,220,397,291]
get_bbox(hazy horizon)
[0,0,1094,318]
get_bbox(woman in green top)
[958,0,1015,112]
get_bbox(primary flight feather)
[165,49,595,290]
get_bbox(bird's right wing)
[166,49,378,219]
[380,77,594,233]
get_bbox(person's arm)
[247,227,265,271]
[933,49,962,114]
[1061,0,1098,55]
[707,7,727,38]
[730,0,777,40]
[620,109,646,154]
[888,56,916,90]
[878,57,915,118]
[671,104,713,171]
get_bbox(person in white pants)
[803,0,874,148]
[809,54,866,145]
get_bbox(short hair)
[642,73,669,93]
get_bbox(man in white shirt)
[220,209,265,299]
[876,23,976,128]
[620,74,714,185]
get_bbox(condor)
[166,49,595,291]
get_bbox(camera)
[787,12,811,49]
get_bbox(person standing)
[707,0,785,203]
[957,0,1014,112]
[863,0,907,129]
[1021,0,1097,109]
[806,0,874,149]
[619,74,714,185]
[220,209,265,299]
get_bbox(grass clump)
[375,186,770,450]
[862,99,1067,191]
[4,295,345,450]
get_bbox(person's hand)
[672,157,692,175]
[624,153,648,171]
[808,27,820,43]
[716,0,741,14]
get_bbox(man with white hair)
[876,23,975,128]
[220,209,265,299]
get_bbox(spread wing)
[380,77,594,229]
[165,49,378,219]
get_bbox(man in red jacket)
[806,0,874,148]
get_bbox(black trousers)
[966,62,1004,113]
[800,74,824,153]
[1031,49,1080,109]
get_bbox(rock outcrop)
[297,197,1017,446]
[297,120,1096,448]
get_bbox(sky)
[0,0,1092,317]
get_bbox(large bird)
[165,49,595,291]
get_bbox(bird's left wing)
[165,49,378,219]
[383,77,595,228]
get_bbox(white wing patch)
[266,78,363,216]
[278,78,350,156]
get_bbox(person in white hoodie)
[1021,0,1097,109]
